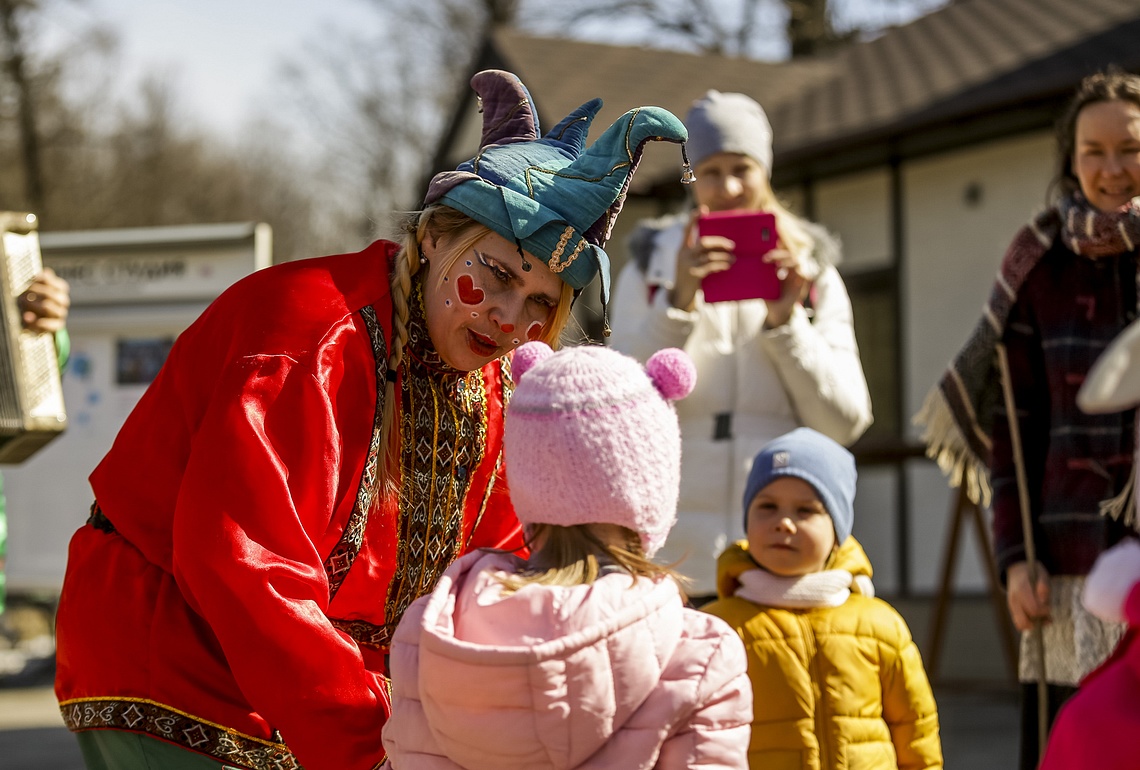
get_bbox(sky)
[47,0,946,139]
[59,0,381,137]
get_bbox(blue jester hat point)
[424,69,689,306]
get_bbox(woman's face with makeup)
[421,230,563,371]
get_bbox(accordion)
[0,212,67,463]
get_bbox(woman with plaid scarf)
[917,69,1140,770]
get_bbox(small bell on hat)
[424,69,689,308]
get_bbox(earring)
[514,240,532,272]
[418,249,427,266]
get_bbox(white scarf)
[734,568,875,609]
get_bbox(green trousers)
[77,730,240,770]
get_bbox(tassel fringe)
[912,388,993,507]
[1099,463,1139,533]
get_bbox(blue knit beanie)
[741,428,856,544]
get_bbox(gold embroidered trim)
[549,226,587,273]
[466,452,502,551]
[380,285,488,643]
[331,617,395,650]
[465,356,513,550]
[549,226,573,262]
[60,697,299,768]
[328,286,507,653]
[324,305,387,600]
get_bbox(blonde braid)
[376,215,423,493]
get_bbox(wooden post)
[926,484,1018,685]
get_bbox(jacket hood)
[402,550,686,770]
[716,536,873,600]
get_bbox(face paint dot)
[471,312,479,318]
[513,338,520,345]
[465,260,472,267]
[445,300,451,306]
[443,277,448,282]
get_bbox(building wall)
[816,168,894,272]
[902,130,1053,593]
[799,131,1055,595]
[813,168,900,589]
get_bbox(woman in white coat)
[609,90,873,601]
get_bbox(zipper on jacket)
[799,614,830,769]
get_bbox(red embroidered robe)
[54,241,523,770]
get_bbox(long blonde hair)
[378,205,575,491]
[496,523,685,596]
[751,173,815,265]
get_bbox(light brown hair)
[496,522,686,596]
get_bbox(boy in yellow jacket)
[703,427,942,770]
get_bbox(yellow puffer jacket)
[703,538,942,770]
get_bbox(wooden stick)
[995,342,1049,760]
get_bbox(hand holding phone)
[696,210,780,302]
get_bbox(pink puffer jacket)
[381,550,752,770]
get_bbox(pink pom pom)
[511,341,554,380]
[645,348,696,401]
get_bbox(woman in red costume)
[53,69,688,770]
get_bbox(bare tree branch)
[0,0,45,210]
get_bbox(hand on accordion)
[19,267,70,334]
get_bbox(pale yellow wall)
[815,169,894,272]
[902,129,1054,592]
[776,132,1055,594]
[776,185,806,217]
[903,130,1054,421]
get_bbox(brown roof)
[462,29,835,194]
[431,0,1140,192]
[770,0,1140,164]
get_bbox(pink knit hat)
[504,342,697,557]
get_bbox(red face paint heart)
[456,274,485,306]
[526,321,545,341]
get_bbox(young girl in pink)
[381,342,752,770]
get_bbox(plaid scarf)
[914,193,1140,506]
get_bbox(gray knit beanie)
[685,90,773,173]
[742,428,856,545]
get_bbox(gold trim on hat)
[548,226,587,273]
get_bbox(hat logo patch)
[773,451,790,468]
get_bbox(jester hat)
[424,69,689,305]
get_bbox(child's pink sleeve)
[656,620,752,769]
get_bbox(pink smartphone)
[697,210,780,302]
